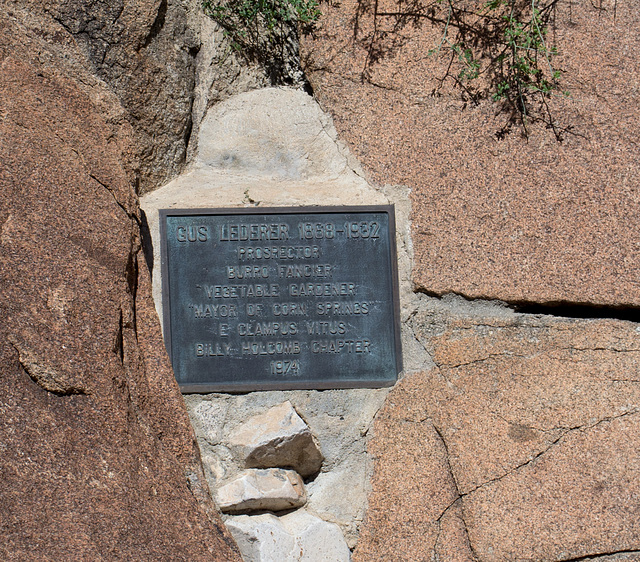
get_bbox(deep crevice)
[559,549,640,562]
[303,79,314,96]
[415,288,640,323]
[114,309,125,364]
[88,173,137,224]
[129,250,139,341]
[139,209,154,278]
[514,302,640,323]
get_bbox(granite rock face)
[299,2,640,555]
[3,0,222,194]
[27,0,201,193]
[301,0,640,306]
[0,9,239,560]
[353,297,640,560]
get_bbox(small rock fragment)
[225,511,351,562]
[281,510,351,562]
[228,401,323,477]
[217,468,307,514]
[225,514,296,562]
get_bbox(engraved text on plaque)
[160,206,401,392]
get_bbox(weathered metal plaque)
[160,206,401,392]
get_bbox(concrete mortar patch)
[142,86,431,550]
[185,388,391,548]
[141,87,401,325]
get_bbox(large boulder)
[0,8,239,560]
[5,0,201,192]
[301,5,640,555]
[301,0,640,307]
[353,298,640,560]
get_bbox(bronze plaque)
[160,206,401,392]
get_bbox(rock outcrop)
[2,0,270,194]
[301,0,640,307]
[5,0,638,557]
[353,297,640,560]
[299,1,640,556]
[4,0,200,192]
[0,6,239,559]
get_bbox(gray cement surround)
[140,86,429,552]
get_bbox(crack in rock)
[452,409,638,497]
[10,339,87,396]
[558,549,640,562]
[432,423,478,560]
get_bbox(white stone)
[217,468,307,514]
[140,87,389,324]
[280,511,351,562]
[225,514,297,562]
[227,401,323,477]
[225,511,351,562]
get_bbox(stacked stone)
[214,402,351,561]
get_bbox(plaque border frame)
[159,205,402,392]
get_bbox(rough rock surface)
[2,0,271,194]
[188,13,269,162]
[301,0,640,306]
[281,510,351,561]
[353,297,640,560]
[3,0,202,192]
[217,468,307,513]
[226,511,351,562]
[228,401,324,478]
[0,8,239,560]
[226,514,296,562]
